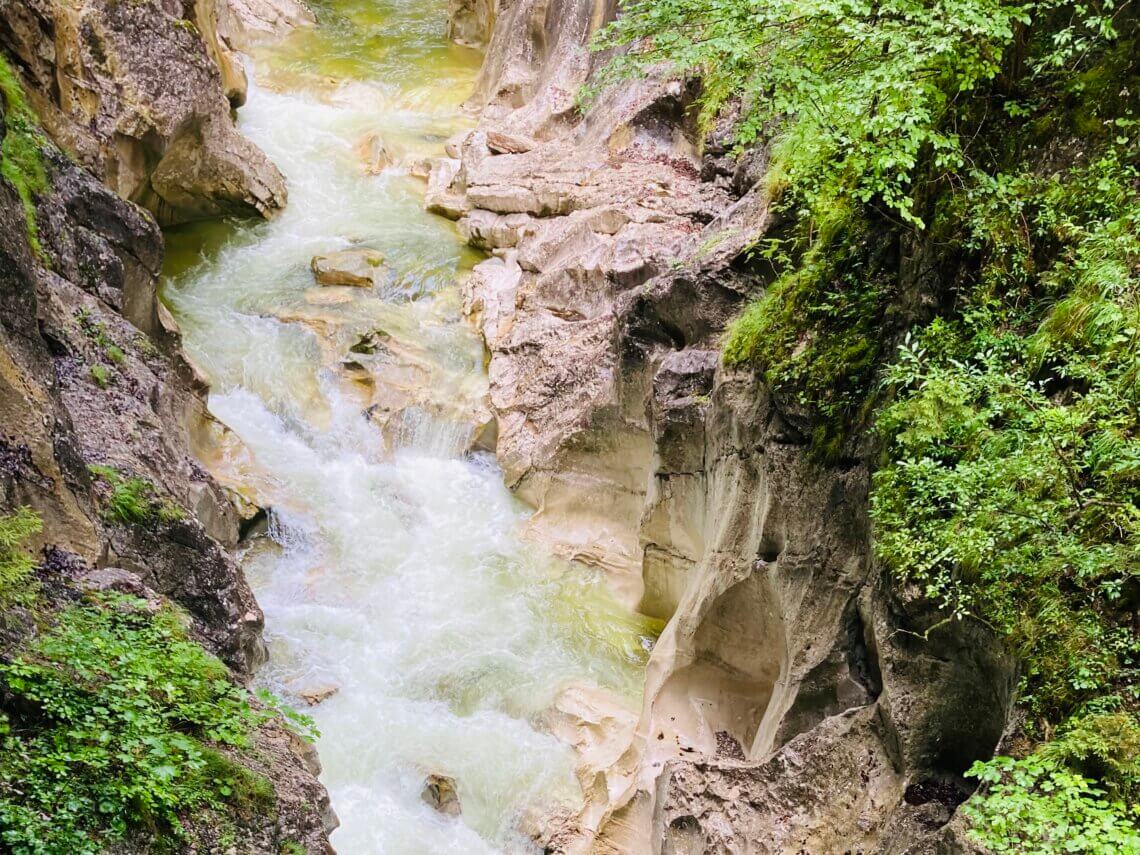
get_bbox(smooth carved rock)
[421,774,461,817]
[310,249,388,287]
[446,0,497,47]
[446,1,1017,851]
[216,0,316,51]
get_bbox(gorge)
[0,0,1136,853]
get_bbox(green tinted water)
[160,2,655,852]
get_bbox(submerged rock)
[299,684,341,707]
[421,774,462,817]
[310,249,388,287]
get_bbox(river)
[159,1,655,851]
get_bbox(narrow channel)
[159,1,656,851]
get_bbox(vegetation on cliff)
[0,55,47,257]
[0,509,314,853]
[597,0,1139,848]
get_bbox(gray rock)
[0,0,287,225]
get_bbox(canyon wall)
[438,2,1019,851]
[0,0,288,225]
[0,6,333,850]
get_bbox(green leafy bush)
[598,0,1138,845]
[592,0,1032,226]
[0,506,41,610]
[0,593,274,853]
[964,755,1140,853]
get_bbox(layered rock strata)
[437,2,1018,851]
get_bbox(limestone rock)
[310,249,388,287]
[299,684,341,707]
[446,0,497,47]
[216,0,316,50]
[421,774,462,816]
[357,132,397,175]
[0,0,287,225]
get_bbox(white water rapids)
[160,2,654,852]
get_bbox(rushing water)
[160,2,656,852]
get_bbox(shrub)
[964,754,1140,854]
[0,593,274,852]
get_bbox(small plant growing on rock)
[0,506,40,610]
[87,464,185,526]
[88,364,111,388]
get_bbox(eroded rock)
[0,0,287,225]
[446,0,1018,851]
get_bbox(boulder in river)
[421,774,461,816]
[357,132,397,174]
[310,249,388,287]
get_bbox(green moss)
[0,55,48,259]
[724,211,896,459]
[89,364,111,388]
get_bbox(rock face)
[216,0,316,51]
[444,0,1019,851]
[0,0,288,225]
[0,75,333,852]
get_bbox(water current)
[160,1,655,851]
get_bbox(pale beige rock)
[357,132,397,175]
[300,685,341,706]
[310,249,388,287]
[446,0,498,47]
[216,0,316,51]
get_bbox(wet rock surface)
[421,773,463,817]
[0,81,333,852]
[311,248,389,287]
